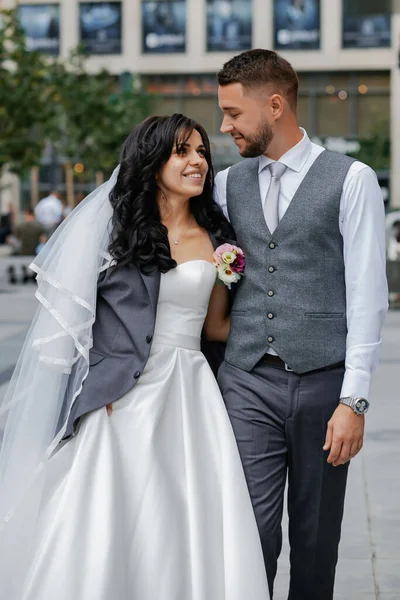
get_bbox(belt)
[260,353,345,375]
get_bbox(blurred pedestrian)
[6,209,45,284]
[35,232,48,255]
[387,220,400,261]
[0,202,16,244]
[13,209,44,256]
[34,190,63,235]
[387,220,400,305]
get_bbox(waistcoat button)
[267,336,274,343]
[268,290,274,297]
[146,335,153,343]
[268,313,274,319]
[268,266,275,273]
[134,371,141,379]
[269,242,276,249]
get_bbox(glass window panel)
[342,0,391,48]
[344,0,391,16]
[144,75,219,95]
[357,95,390,137]
[149,96,180,115]
[297,73,316,91]
[296,96,310,131]
[356,72,390,89]
[182,97,216,134]
[207,0,252,52]
[144,76,183,94]
[316,95,351,136]
[142,0,186,54]
[314,73,352,91]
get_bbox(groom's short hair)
[217,49,299,110]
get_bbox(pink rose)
[213,243,236,265]
[231,252,245,273]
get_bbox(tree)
[1,9,152,207]
[49,51,151,202]
[0,9,58,177]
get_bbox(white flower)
[217,264,241,286]
[221,251,236,265]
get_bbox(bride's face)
[157,129,209,200]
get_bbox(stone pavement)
[0,257,399,599]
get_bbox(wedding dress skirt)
[19,260,269,600]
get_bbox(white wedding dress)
[20,260,269,600]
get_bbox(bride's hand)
[106,403,113,416]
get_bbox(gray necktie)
[264,162,287,233]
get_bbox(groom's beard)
[239,119,274,158]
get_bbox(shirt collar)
[258,128,312,174]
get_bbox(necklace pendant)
[174,240,178,245]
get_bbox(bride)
[0,114,269,600]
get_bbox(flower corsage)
[213,243,245,288]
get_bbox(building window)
[342,0,391,48]
[357,95,390,138]
[316,95,351,137]
[273,0,321,51]
[206,0,252,52]
[149,96,181,116]
[144,74,220,134]
[296,96,311,131]
[142,0,187,54]
[182,97,217,133]
[79,3,122,55]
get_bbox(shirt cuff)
[340,368,371,400]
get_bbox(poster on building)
[342,1,391,48]
[273,0,320,50]
[18,4,60,55]
[79,2,122,54]
[206,0,252,52]
[142,1,186,54]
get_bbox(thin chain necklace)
[168,216,194,245]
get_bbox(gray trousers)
[218,360,349,600]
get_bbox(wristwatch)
[339,396,370,415]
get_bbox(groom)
[214,49,388,599]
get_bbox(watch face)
[355,399,369,414]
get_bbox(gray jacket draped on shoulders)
[59,228,232,440]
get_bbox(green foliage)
[0,9,59,175]
[0,9,151,179]
[349,135,390,172]
[49,50,151,177]
[348,118,390,172]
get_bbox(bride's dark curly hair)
[108,113,229,274]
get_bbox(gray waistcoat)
[225,149,355,373]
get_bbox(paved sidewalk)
[0,262,399,598]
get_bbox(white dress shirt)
[214,129,388,400]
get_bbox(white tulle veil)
[0,165,119,598]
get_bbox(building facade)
[3,0,400,210]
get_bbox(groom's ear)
[269,94,285,120]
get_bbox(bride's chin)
[181,186,204,197]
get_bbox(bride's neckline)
[175,259,215,268]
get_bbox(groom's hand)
[323,404,365,467]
